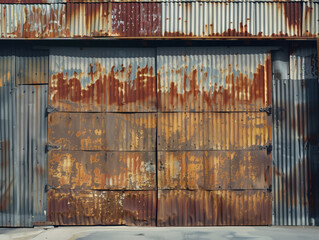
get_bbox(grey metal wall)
[0,49,48,227]
[272,47,319,225]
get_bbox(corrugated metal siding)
[0,48,48,227]
[16,49,49,85]
[0,4,66,38]
[48,151,156,190]
[272,48,319,226]
[158,151,271,190]
[66,3,111,37]
[162,2,301,37]
[157,47,272,112]
[47,189,156,226]
[49,48,156,112]
[0,1,317,39]
[157,112,272,151]
[157,190,272,226]
[48,113,157,151]
[0,49,16,227]
[111,3,161,37]
[303,2,319,37]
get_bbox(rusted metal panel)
[158,151,271,190]
[157,112,272,151]
[302,2,319,37]
[157,190,272,226]
[157,47,272,112]
[273,48,319,226]
[66,3,111,37]
[162,2,301,37]
[48,112,157,151]
[16,49,49,85]
[111,3,161,37]
[49,47,156,112]
[47,189,156,226]
[48,151,156,190]
[0,4,66,38]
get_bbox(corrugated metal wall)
[47,47,157,225]
[272,47,319,225]
[0,1,318,39]
[0,48,48,227]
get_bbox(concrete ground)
[0,226,319,240]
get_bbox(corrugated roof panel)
[16,49,49,85]
[48,151,156,190]
[48,113,157,151]
[47,189,156,226]
[157,112,272,151]
[49,47,156,112]
[157,47,272,112]
[162,2,301,37]
[157,190,272,226]
[66,3,111,37]
[0,4,66,38]
[111,3,161,37]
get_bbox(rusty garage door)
[47,47,272,226]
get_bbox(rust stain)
[158,56,271,112]
[47,189,156,226]
[50,62,156,112]
[282,2,301,36]
[157,190,272,226]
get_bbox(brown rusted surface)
[50,59,156,112]
[48,151,156,190]
[158,150,271,191]
[157,190,272,226]
[157,50,272,112]
[48,112,156,151]
[112,3,161,37]
[157,112,272,151]
[47,189,156,226]
[0,141,13,212]
[282,2,301,36]
[66,3,111,37]
[0,4,66,38]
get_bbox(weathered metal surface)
[111,3,161,37]
[272,47,319,226]
[49,48,156,112]
[48,112,157,151]
[302,2,319,37]
[158,150,271,190]
[162,2,301,37]
[157,112,272,151]
[48,151,156,190]
[157,47,272,112]
[16,49,49,85]
[0,47,48,227]
[157,190,272,226]
[66,3,111,37]
[0,4,66,38]
[47,189,156,226]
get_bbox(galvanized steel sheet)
[0,48,48,227]
[16,49,49,85]
[157,47,272,112]
[272,47,319,226]
[49,151,156,190]
[49,47,156,112]
[303,2,319,37]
